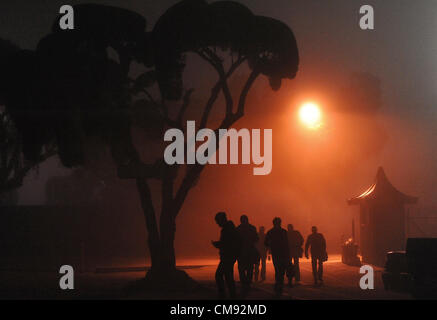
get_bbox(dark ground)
[0,255,411,300]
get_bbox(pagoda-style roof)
[348,167,418,205]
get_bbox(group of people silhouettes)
[212,212,327,299]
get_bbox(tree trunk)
[136,178,161,271]
[136,177,178,272]
[159,208,177,270]
[134,171,200,291]
[156,167,177,270]
[135,181,196,290]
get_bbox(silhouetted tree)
[131,0,299,283]
[0,1,299,286]
[0,38,57,198]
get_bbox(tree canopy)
[0,0,300,276]
[152,0,299,99]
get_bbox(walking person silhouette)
[305,226,327,286]
[287,224,304,286]
[265,217,290,297]
[236,214,259,293]
[212,212,240,299]
[255,226,267,282]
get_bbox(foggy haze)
[2,0,437,261]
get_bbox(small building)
[348,167,418,266]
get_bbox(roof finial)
[376,166,385,181]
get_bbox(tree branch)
[172,163,204,217]
[219,68,260,129]
[117,159,165,180]
[197,53,246,129]
[176,89,194,126]
[136,177,161,268]
[173,65,259,219]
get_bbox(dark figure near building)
[305,226,327,286]
[212,212,240,299]
[236,215,259,291]
[287,224,304,286]
[255,226,267,282]
[265,217,290,296]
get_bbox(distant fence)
[0,205,147,272]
